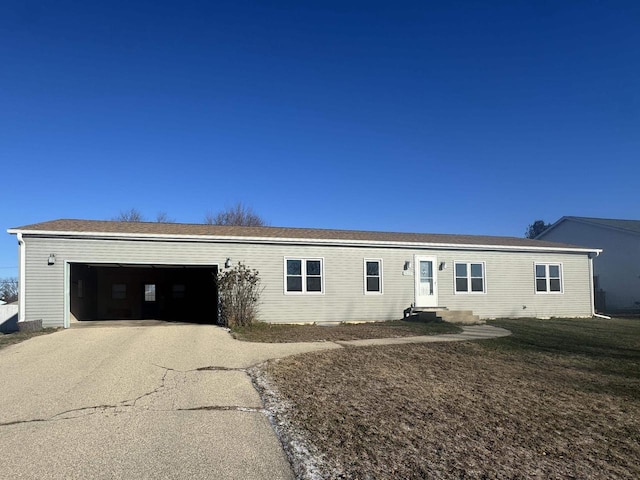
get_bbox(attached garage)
[69,263,217,323]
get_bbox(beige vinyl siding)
[436,250,592,318]
[24,244,66,328]
[23,236,593,328]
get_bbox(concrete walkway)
[335,324,511,346]
[0,323,508,479]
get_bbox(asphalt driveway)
[0,324,340,480]
[0,323,509,479]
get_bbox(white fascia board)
[8,228,603,255]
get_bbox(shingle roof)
[565,216,640,235]
[8,218,593,251]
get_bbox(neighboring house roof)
[540,216,640,238]
[8,219,598,253]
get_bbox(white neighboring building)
[0,302,19,333]
[537,216,640,313]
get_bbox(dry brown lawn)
[255,318,640,479]
[232,319,461,343]
[0,328,58,350]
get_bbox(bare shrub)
[217,262,263,327]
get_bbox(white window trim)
[534,262,564,294]
[284,257,325,295]
[454,261,486,294]
[363,258,383,295]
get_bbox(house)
[7,219,601,329]
[536,216,640,313]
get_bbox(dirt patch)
[232,320,461,343]
[0,328,59,350]
[257,318,640,479]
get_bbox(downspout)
[17,233,26,322]
[588,251,607,319]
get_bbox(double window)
[364,259,383,294]
[285,258,324,294]
[455,262,485,293]
[535,263,562,293]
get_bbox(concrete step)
[405,307,483,325]
[437,310,483,325]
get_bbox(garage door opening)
[69,263,218,324]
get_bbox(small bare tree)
[0,277,18,303]
[155,212,175,223]
[113,208,145,222]
[217,262,263,328]
[205,202,266,226]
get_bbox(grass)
[257,317,640,479]
[231,319,462,342]
[0,328,59,350]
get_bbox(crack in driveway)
[0,363,264,429]
[178,405,266,413]
[130,367,170,406]
[196,365,247,372]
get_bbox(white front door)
[415,256,438,307]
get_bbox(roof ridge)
[21,218,529,240]
[568,215,640,223]
[7,218,601,253]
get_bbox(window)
[112,284,126,300]
[455,262,485,293]
[285,258,324,294]
[144,284,156,302]
[364,259,382,294]
[535,263,562,293]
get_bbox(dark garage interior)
[70,263,218,323]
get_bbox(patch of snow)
[249,364,336,480]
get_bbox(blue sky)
[1,1,639,277]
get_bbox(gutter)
[588,252,596,317]
[587,251,611,319]
[7,229,603,256]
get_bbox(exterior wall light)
[439,261,447,270]
[48,254,56,265]
[224,258,232,268]
[403,261,411,271]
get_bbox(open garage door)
[69,263,218,324]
